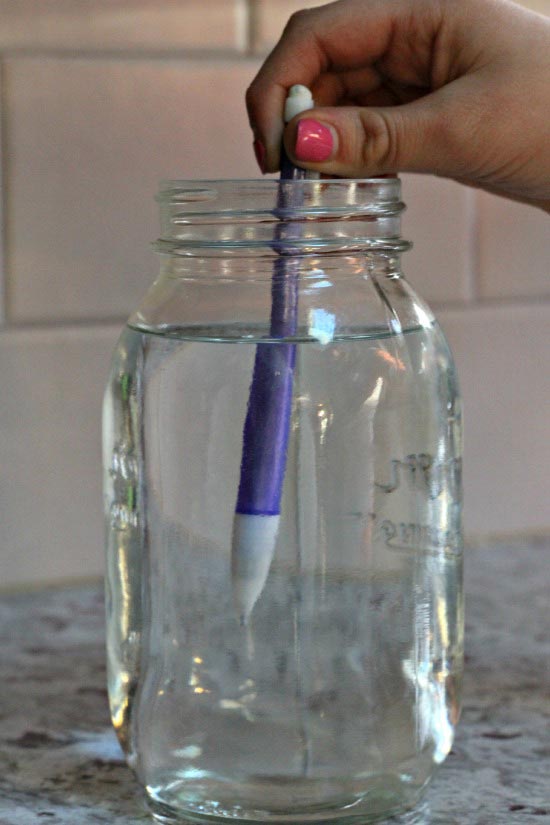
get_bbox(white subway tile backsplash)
[251,0,548,54]
[0,63,4,326]
[5,57,261,323]
[401,175,474,304]
[477,192,550,300]
[439,302,550,537]
[0,325,119,588]
[252,0,333,54]
[0,0,245,53]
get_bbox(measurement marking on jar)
[380,518,461,554]
[376,453,461,500]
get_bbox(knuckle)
[359,110,399,171]
[245,79,265,126]
[245,84,256,110]
[283,8,313,34]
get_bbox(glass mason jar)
[103,178,463,824]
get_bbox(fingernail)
[295,118,334,163]
[253,139,267,173]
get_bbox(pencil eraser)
[284,85,314,123]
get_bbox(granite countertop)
[0,536,549,825]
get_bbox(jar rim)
[155,178,407,254]
[156,177,401,204]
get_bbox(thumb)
[284,99,461,178]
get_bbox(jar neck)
[154,178,410,263]
[155,249,404,283]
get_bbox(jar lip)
[156,178,406,253]
[156,177,401,204]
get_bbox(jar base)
[146,782,427,825]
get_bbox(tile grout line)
[0,317,127,337]
[244,0,259,56]
[429,293,550,314]
[236,0,252,56]
[0,46,260,62]
[466,186,480,305]
[1,294,550,338]
[0,60,5,326]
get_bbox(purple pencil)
[232,86,319,623]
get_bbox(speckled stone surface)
[0,536,548,825]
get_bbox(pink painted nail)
[294,118,334,163]
[253,139,267,173]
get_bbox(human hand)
[246,0,550,210]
